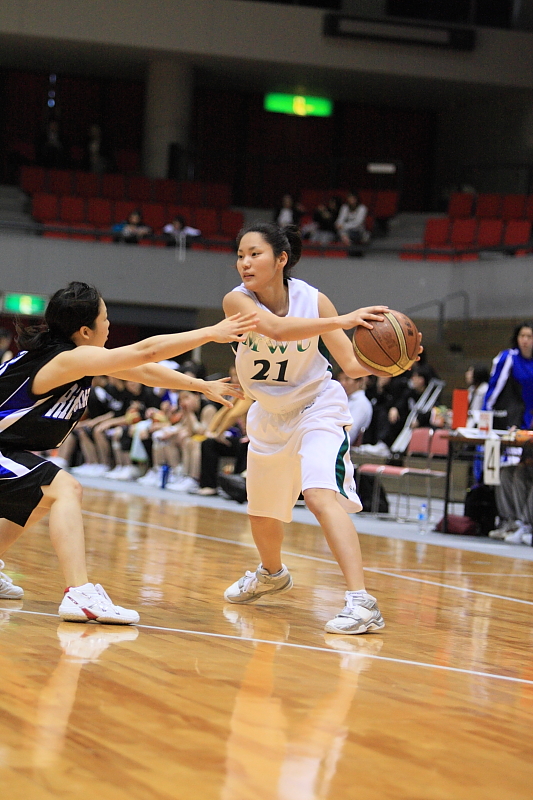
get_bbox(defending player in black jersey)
[0,281,257,623]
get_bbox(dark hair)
[469,363,490,387]
[511,322,533,349]
[236,222,302,280]
[0,328,11,340]
[16,281,102,351]
[410,363,432,386]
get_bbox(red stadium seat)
[358,190,375,211]
[128,175,153,202]
[503,220,532,254]
[87,198,112,227]
[448,192,475,218]
[476,193,502,218]
[102,174,126,200]
[299,189,327,210]
[74,171,101,197]
[204,183,232,208]
[476,218,504,248]
[501,194,526,221]
[525,195,533,222]
[373,191,399,219]
[180,181,204,206]
[400,217,450,260]
[59,196,86,224]
[32,193,59,222]
[154,179,179,204]
[220,209,244,238]
[193,207,219,236]
[141,202,166,231]
[43,223,70,239]
[48,169,74,195]
[20,166,46,195]
[450,218,478,260]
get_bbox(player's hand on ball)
[200,378,245,408]
[338,305,388,330]
[212,312,259,342]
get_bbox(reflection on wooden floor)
[1,488,532,799]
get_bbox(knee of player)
[303,487,334,515]
[52,470,83,503]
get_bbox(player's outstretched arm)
[33,313,258,394]
[223,292,387,342]
[318,294,375,378]
[111,363,244,408]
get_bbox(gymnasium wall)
[1,1,533,90]
[2,232,532,321]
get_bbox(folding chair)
[357,426,447,520]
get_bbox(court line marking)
[82,511,533,607]
[379,569,533,577]
[5,609,533,687]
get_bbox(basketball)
[352,310,419,377]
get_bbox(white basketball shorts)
[246,379,362,522]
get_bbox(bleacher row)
[401,217,532,261]
[20,166,232,207]
[447,192,533,221]
[31,194,245,242]
[298,188,399,222]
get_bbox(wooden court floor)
[0,487,532,800]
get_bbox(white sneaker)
[522,530,533,546]
[0,560,24,599]
[137,468,160,486]
[105,465,127,479]
[504,523,531,544]
[114,465,141,481]
[166,476,198,493]
[324,591,385,635]
[224,564,293,604]
[488,520,518,539]
[58,583,140,624]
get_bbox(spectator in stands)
[489,442,533,546]
[104,382,162,481]
[308,196,342,245]
[274,194,304,229]
[465,363,490,427]
[335,192,369,247]
[0,329,13,365]
[336,372,373,446]
[163,215,201,247]
[113,210,152,244]
[84,124,109,173]
[367,364,432,453]
[56,375,115,473]
[187,365,251,496]
[36,119,66,168]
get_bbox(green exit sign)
[264,93,333,117]
[3,292,48,316]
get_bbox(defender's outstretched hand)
[201,378,245,408]
[338,305,389,330]
[211,313,259,343]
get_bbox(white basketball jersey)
[233,278,332,413]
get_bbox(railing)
[404,291,470,343]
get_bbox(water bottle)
[160,463,171,489]
[417,502,428,534]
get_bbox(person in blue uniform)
[0,281,257,622]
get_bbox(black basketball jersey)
[0,342,93,451]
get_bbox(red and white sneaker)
[58,583,140,625]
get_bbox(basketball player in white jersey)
[223,223,411,634]
[0,281,257,622]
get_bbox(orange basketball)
[352,310,419,377]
